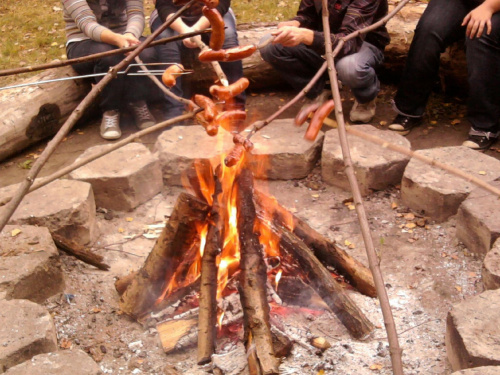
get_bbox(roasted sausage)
[202,7,225,50]
[224,143,245,167]
[161,64,184,88]
[233,133,254,151]
[223,44,257,62]
[209,78,249,101]
[193,94,218,122]
[198,49,226,62]
[195,112,219,136]
[294,102,322,127]
[304,99,335,141]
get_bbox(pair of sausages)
[198,44,257,63]
[295,100,335,141]
[224,133,254,167]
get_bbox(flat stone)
[321,125,411,195]
[154,125,233,186]
[456,181,500,255]
[69,143,162,211]
[243,119,323,180]
[446,289,500,371]
[4,350,101,375]
[483,239,500,290]
[0,299,57,372]
[0,225,64,302]
[401,146,500,222]
[3,179,97,246]
[452,366,500,374]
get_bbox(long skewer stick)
[0,0,198,233]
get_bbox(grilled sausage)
[161,64,184,88]
[224,143,245,167]
[304,99,334,141]
[202,7,225,50]
[209,78,249,101]
[294,102,322,127]
[193,94,218,122]
[223,44,257,62]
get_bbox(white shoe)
[100,110,121,140]
[350,98,376,123]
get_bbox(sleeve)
[62,0,107,42]
[310,0,381,57]
[291,0,320,29]
[216,0,230,17]
[125,0,146,38]
[156,0,179,23]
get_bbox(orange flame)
[275,269,282,291]
[217,310,225,330]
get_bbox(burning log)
[236,169,280,375]
[157,318,198,353]
[276,225,374,339]
[254,190,376,298]
[198,168,224,364]
[119,193,210,318]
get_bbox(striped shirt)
[62,0,145,45]
[292,0,390,58]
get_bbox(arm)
[124,0,146,39]
[462,0,500,38]
[291,0,320,29]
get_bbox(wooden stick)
[276,225,374,339]
[119,193,209,318]
[52,233,110,271]
[0,0,198,234]
[321,0,408,372]
[254,190,376,297]
[0,29,211,78]
[236,169,280,375]
[197,168,224,365]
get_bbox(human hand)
[123,33,140,46]
[277,20,300,29]
[272,26,313,47]
[462,3,495,38]
[183,32,201,48]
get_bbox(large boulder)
[401,146,500,222]
[0,300,57,372]
[446,289,500,371]
[3,179,97,246]
[483,239,500,290]
[456,181,500,255]
[322,125,411,195]
[0,225,64,302]
[69,143,163,211]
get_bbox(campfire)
[116,149,377,374]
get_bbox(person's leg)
[218,8,246,109]
[393,0,469,117]
[462,11,500,150]
[151,18,186,119]
[260,42,327,99]
[336,42,384,123]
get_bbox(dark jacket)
[156,0,230,26]
[292,0,390,58]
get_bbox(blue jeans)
[151,9,245,119]
[67,38,158,112]
[394,0,500,133]
[260,41,384,103]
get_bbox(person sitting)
[62,0,158,140]
[260,0,390,124]
[387,0,500,151]
[150,0,246,121]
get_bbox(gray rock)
[446,289,500,371]
[483,239,500,290]
[69,143,162,211]
[456,181,500,255]
[0,225,64,302]
[3,179,97,246]
[0,300,57,372]
[154,125,233,186]
[321,125,411,195]
[244,119,323,180]
[451,366,500,374]
[4,350,101,375]
[401,146,500,222]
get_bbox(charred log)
[52,233,109,271]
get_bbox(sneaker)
[350,98,376,123]
[462,129,499,151]
[100,110,121,140]
[129,100,156,129]
[388,114,423,135]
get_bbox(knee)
[259,43,285,64]
[336,56,374,88]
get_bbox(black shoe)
[462,130,498,151]
[388,114,423,135]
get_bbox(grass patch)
[0,0,298,86]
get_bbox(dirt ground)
[0,82,498,375]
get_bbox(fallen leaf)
[379,121,387,126]
[311,194,319,198]
[468,272,477,278]
[60,338,72,349]
[348,243,355,249]
[430,120,437,125]
[391,202,398,210]
[478,171,486,175]
[118,227,125,233]
[404,213,415,220]
[369,363,383,371]
[451,119,461,125]
[11,228,22,237]
[455,286,462,292]
[348,204,355,210]
[344,240,352,247]
[125,217,134,222]
[91,307,102,313]
[405,223,417,229]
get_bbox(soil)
[0,82,498,375]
